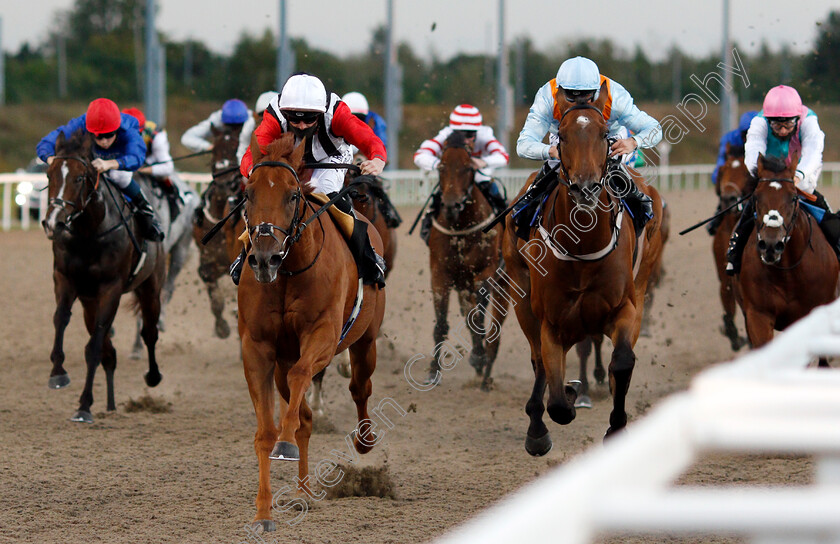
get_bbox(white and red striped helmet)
[449,104,482,131]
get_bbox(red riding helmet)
[122,107,146,132]
[86,98,121,135]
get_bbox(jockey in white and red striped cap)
[413,104,510,242]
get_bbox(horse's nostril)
[757,240,766,251]
[247,255,257,267]
[268,255,283,268]
[774,241,785,252]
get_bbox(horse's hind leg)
[593,335,605,384]
[428,279,451,385]
[135,274,163,388]
[458,287,487,377]
[198,255,230,338]
[49,274,76,389]
[74,290,121,423]
[574,337,593,409]
[481,277,511,391]
[348,335,378,455]
[101,335,117,411]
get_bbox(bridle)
[244,160,325,276]
[47,156,101,228]
[753,176,809,269]
[554,103,611,189]
[438,144,476,213]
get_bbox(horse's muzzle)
[247,251,284,283]
[569,182,602,209]
[757,238,785,265]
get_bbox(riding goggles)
[282,110,320,124]
[768,117,798,130]
[455,130,477,138]
[93,130,117,140]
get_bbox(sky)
[0,0,836,61]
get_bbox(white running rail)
[434,298,840,544]
[5,163,840,231]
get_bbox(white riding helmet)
[278,74,327,113]
[342,92,369,116]
[255,91,279,115]
[556,56,601,91]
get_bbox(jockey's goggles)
[563,89,597,103]
[93,130,117,140]
[768,117,798,130]
[282,110,320,124]
[455,129,477,138]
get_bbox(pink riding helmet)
[763,85,803,118]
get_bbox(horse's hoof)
[565,380,581,403]
[157,318,166,333]
[129,349,142,361]
[48,374,70,389]
[351,429,378,454]
[70,410,93,423]
[525,432,553,457]
[593,368,606,385]
[574,394,592,409]
[425,369,442,386]
[638,327,652,338]
[336,359,352,379]
[604,425,624,441]
[269,441,300,461]
[469,352,485,375]
[480,377,494,392]
[144,371,162,388]
[251,519,276,533]
[215,320,231,339]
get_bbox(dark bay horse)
[192,124,243,338]
[735,154,839,348]
[502,83,665,454]
[426,131,509,391]
[43,130,165,423]
[713,145,750,350]
[238,133,385,532]
[308,171,400,414]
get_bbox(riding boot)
[329,192,387,288]
[725,199,755,276]
[511,160,559,217]
[608,164,653,233]
[419,192,442,244]
[230,247,247,285]
[123,181,165,242]
[706,201,724,236]
[476,180,508,216]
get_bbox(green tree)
[806,10,840,102]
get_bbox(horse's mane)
[758,155,788,174]
[444,130,468,150]
[57,129,93,159]
[727,145,745,159]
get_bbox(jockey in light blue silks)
[725,85,840,275]
[513,56,662,234]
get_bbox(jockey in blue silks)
[513,56,662,234]
[342,92,388,153]
[706,111,758,235]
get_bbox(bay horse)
[502,83,665,454]
[712,145,750,351]
[735,153,839,348]
[130,171,199,359]
[308,171,400,414]
[192,124,243,338]
[426,131,509,391]
[43,129,166,423]
[238,133,385,532]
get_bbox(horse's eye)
[76,176,86,184]
[290,193,299,202]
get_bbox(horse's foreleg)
[199,252,230,338]
[744,309,775,348]
[458,287,487,377]
[101,335,117,411]
[307,369,325,417]
[481,279,511,391]
[429,279,451,385]
[525,357,551,456]
[75,289,121,422]
[49,273,76,389]
[348,335,377,455]
[721,278,747,351]
[242,336,278,530]
[574,337,593,408]
[593,335,605,384]
[605,303,639,438]
[540,323,576,426]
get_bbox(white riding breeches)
[108,170,134,189]
[306,147,354,195]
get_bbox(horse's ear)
[592,79,609,115]
[249,133,263,164]
[211,124,220,137]
[55,131,66,152]
[553,86,571,118]
[787,150,801,178]
[725,143,732,158]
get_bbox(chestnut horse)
[503,84,664,454]
[713,145,751,351]
[426,131,509,391]
[43,129,165,423]
[735,154,839,348]
[238,133,385,532]
[192,124,243,338]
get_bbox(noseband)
[245,160,325,276]
[48,156,100,227]
[754,177,811,269]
